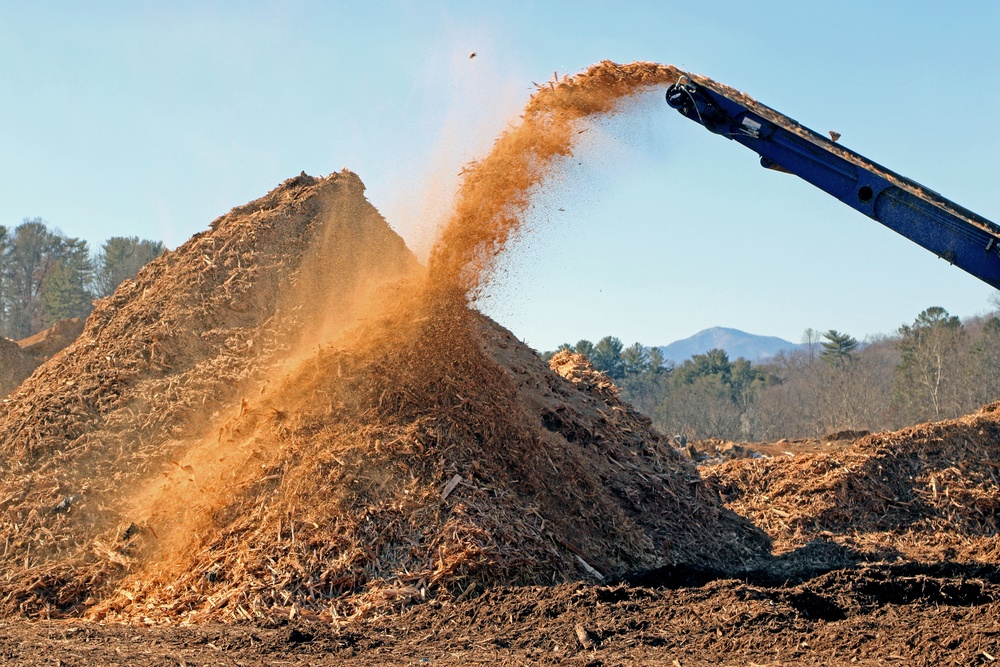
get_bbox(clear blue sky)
[2,1,998,350]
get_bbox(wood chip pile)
[0,165,769,624]
[0,170,416,618]
[86,300,769,624]
[707,403,1000,562]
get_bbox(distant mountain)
[658,327,801,364]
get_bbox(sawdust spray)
[428,61,680,295]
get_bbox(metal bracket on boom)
[665,77,1000,290]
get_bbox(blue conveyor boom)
[665,76,1000,290]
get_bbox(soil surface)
[3,559,997,665]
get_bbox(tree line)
[543,299,1000,442]
[0,218,164,340]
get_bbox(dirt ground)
[2,557,997,666]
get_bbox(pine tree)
[647,347,666,373]
[820,330,858,366]
[592,336,625,378]
[672,348,733,386]
[94,236,165,297]
[41,237,94,325]
[621,342,650,376]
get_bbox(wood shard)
[441,474,463,501]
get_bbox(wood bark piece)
[575,623,595,649]
[441,474,463,501]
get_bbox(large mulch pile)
[0,170,417,618]
[87,304,768,624]
[0,169,768,624]
[706,403,1000,562]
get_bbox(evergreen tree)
[591,335,625,378]
[730,356,771,413]
[621,342,650,376]
[41,237,94,324]
[820,330,858,366]
[647,347,666,373]
[0,225,10,336]
[574,339,595,358]
[94,236,165,297]
[672,348,733,386]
